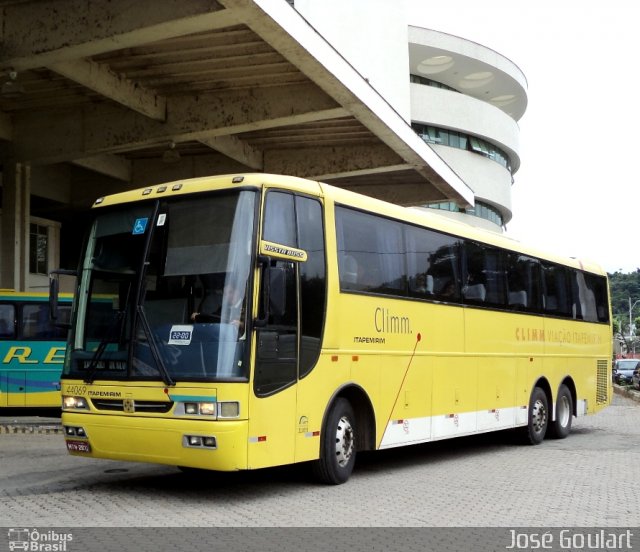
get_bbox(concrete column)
[0,157,30,291]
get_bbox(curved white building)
[293,0,528,231]
[0,0,526,292]
[408,27,527,230]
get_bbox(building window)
[29,223,48,275]
[412,123,511,173]
[410,74,460,93]
[425,200,504,228]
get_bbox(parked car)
[613,359,640,385]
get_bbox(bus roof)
[92,173,606,277]
[92,173,322,208]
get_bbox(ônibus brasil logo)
[7,529,73,551]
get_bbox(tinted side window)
[542,263,572,317]
[506,253,541,312]
[336,207,406,295]
[296,196,326,378]
[0,304,16,338]
[405,224,461,302]
[21,303,68,339]
[463,242,506,307]
[574,272,610,323]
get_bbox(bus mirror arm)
[254,256,270,328]
[49,269,76,327]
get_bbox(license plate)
[66,440,91,453]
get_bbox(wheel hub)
[335,415,354,467]
[532,399,547,433]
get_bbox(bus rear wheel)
[520,387,548,445]
[312,398,356,485]
[548,384,573,439]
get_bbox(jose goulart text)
[506,529,634,551]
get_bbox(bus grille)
[596,360,609,405]
[91,399,173,413]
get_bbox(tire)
[548,384,573,439]
[519,387,549,445]
[312,398,357,485]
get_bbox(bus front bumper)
[62,412,248,471]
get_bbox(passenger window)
[506,253,541,312]
[463,242,506,307]
[0,304,16,338]
[542,263,572,316]
[21,303,67,339]
[336,207,406,295]
[405,225,461,302]
[574,271,609,323]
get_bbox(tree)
[608,270,640,333]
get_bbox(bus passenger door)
[248,259,298,470]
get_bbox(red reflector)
[258,436,267,442]
[352,355,359,362]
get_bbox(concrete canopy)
[0,0,474,208]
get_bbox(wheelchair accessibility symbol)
[132,218,148,235]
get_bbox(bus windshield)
[64,190,256,383]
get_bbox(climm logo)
[374,307,411,335]
[1,345,65,365]
[515,327,603,345]
[515,327,545,343]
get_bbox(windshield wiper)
[136,305,175,387]
[84,309,126,384]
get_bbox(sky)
[410,1,640,274]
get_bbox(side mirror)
[49,269,76,327]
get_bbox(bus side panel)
[1,341,64,408]
[24,367,61,407]
[430,356,476,439]
[2,371,26,406]
[247,384,297,470]
[294,354,351,463]
[376,352,431,447]
[543,317,611,414]
[465,308,550,431]
[332,296,466,449]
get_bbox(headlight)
[62,396,89,410]
[198,402,216,416]
[178,401,239,418]
[182,402,216,416]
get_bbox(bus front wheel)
[521,387,549,445]
[312,398,357,485]
[548,384,573,439]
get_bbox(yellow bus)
[57,174,611,484]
